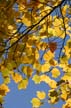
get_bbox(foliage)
[0,0,71,108]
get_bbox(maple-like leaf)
[48,42,57,53]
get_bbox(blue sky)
[0,77,65,108]
[0,1,70,108]
[0,33,67,108]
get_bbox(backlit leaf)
[18,78,28,90]
[32,75,41,84]
[36,91,46,100]
[31,98,41,108]
[51,68,60,78]
[11,73,22,83]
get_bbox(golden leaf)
[51,68,60,78]
[31,98,41,108]
[48,80,57,89]
[22,66,33,78]
[11,73,22,83]
[32,75,41,84]
[18,78,28,90]
[41,63,50,73]
[0,84,10,96]
[36,91,46,100]
[43,50,54,62]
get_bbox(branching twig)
[58,5,67,63]
[0,0,66,54]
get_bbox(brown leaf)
[48,42,57,53]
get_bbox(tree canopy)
[0,0,71,108]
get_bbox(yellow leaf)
[33,61,41,72]
[0,84,10,96]
[8,25,13,30]
[22,14,31,26]
[11,73,22,83]
[10,38,17,45]
[48,96,57,104]
[0,95,4,103]
[67,39,71,48]
[40,75,51,83]
[22,66,33,77]
[62,98,71,108]
[40,75,57,88]
[39,0,45,2]
[18,78,28,90]
[32,75,41,84]
[49,59,57,66]
[48,28,56,36]
[61,75,71,81]
[31,98,41,107]
[3,77,10,84]
[48,80,57,89]
[36,91,46,100]
[43,50,54,62]
[53,18,62,26]
[62,5,69,16]
[51,68,60,78]
[22,55,33,64]
[35,49,39,60]
[61,91,67,100]
[41,63,50,73]
[1,66,10,77]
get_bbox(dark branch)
[0,0,66,53]
[58,5,67,63]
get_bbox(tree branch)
[0,0,66,53]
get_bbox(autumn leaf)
[31,98,41,108]
[0,84,10,96]
[22,66,33,78]
[11,73,22,83]
[3,77,10,84]
[32,75,41,84]
[62,5,69,16]
[40,75,57,88]
[1,66,10,77]
[51,68,60,78]
[48,80,57,89]
[18,78,28,90]
[61,91,67,100]
[40,75,51,83]
[0,95,4,105]
[22,14,31,26]
[0,0,70,107]
[43,50,54,61]
[36,91,46,100]
[48,42,57,53]
[41,63,50,73]
[62,98,71,108]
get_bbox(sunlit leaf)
[0,84,10,96]
[3,77,10,84]
[11,73,22,83]
[62,5,69,16]
[32,75,41,84]
[31,98,41,108]
[51,68,60,78]
[36,91,46,100]
[48,80,57,89]
[41,63,50,73]
[0,95,4,104]
[22,66,33,78]
[18,78,28,90]
[43,50,54,62]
